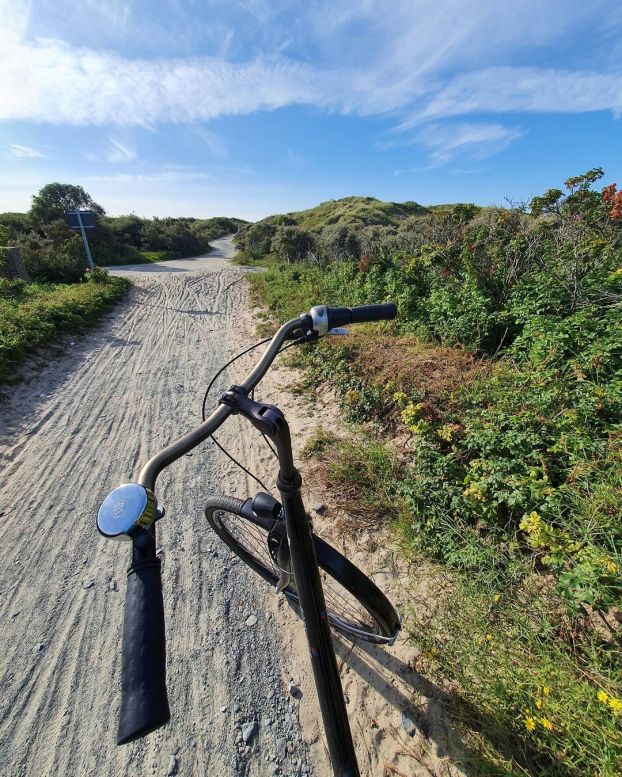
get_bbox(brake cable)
[200,336,305,490]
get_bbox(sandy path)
[0,238,314,777]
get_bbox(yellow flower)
[605,560,618,574]
[609,697,622,715]
[493,594,501,603]
[540,718,553,731]
[485,633,493,642]
[597,690,610,705]
[344,389,360,404]
[542,687,551,697]
[524,716,536,732]
[437,424,458,442]
[463,483,484,501]
[535,699,543,710]
[392,391,408,406]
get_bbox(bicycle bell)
[97,483,156,540]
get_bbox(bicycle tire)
[205,495,400,645]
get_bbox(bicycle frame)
[221,385,360,777]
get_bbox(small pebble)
[82,580,94,590]
[401,709,417,737]
[241,720,257,744]
[166,755,178,776]
[220,705,227,712]
[245,615,257,627]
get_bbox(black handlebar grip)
[325,302,397,329]
[350,302,397,324]
[117,559,170,745]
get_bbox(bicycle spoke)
[215,510,378,635]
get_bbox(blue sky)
[0,0,621,220]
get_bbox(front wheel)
[205,496,401,645]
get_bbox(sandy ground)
[0,236,468,777]
[0,238,313,777]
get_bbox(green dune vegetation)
[247,169,622,776]
[0,271,130,383]
[0,182,246,380]
[264,194,431,230]
[233,195,433,264]
[1,182,247,282]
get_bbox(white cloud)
[189,126,229,159]
[403,67,622,126]
[105,137,136,163]
[86,170,217,184]
[0,35,336,126]
[1,0,620,130]
[8,142,45,158]
[413,123,524,167]
[0,0,621,175]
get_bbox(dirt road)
[0,237,315,777]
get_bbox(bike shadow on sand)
[334,635,564,776]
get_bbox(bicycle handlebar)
[137,315,303,492]
[308,303,396,336]
[137,302,396,492]
[106,301,396,746]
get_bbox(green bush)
[0,276,130,381]
[270,225,315,263]
[251,170,622,776]
[0,278,26,298]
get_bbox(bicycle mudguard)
[310,536,401,643]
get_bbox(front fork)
[220,387,360,777]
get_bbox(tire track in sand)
[0,239,315,777]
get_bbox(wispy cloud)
[189,126,229,159]
[1,0,621,173]
[402,67,622,126]
[2,0,620,130]
[86,169,217,184]
[286,147,308,172]
[104,137,136,163]
[413,123,524,168]
[8,142,45,158]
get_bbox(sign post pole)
[76,210,95,270]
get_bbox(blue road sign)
[64,210,95,269]
[65,210,96,229]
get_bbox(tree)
[30,183,105,224]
